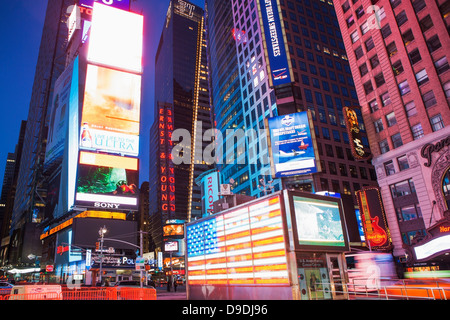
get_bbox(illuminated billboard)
[356,187,390,250]
[289,194,348,249]
[266,111,320,177]
[45,61,74,169]
[187,195,289,286]
[88,2,143,73]
[75,152,138,210]
[79,0,131,11]
[257,0,293,87]
[163,224,184,237]
[80,64,141,156]
[343,106,372,161]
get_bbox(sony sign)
[94,202,120,209]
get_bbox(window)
[408,48,422,65]
[369,99,379,113]
[412,0,426,13]
[359,167,368,179]
[381,92,391,106]
[329,162,337,174]
[384,160,395,176]
[381,24,392,39]
[411,123,424,140]
[379,139,389,154]
[336,146,344,159]
[415,69,429,86]
[392,60,404,75]
[422,90,437,108]
[363,80,373,94]
[365,37,375,51]
[397,155,409,171]
[322,127,330,139]
[396,204,422,222]
[342,1,350,13]
[386,42,398,57]
[359,63,369,76]
[374,118,384,133]
[361,21,370,35]
[331,180,341,193]
[430,114,445,131]
[349,165,358,178]
[346,15,355,28]
[374,73,385,87]
[354,46,364,60]
[370,55,380,69]
[386,112,397,127]
[398,80,411,96]
[445,82,450,98]
[351,30,359,43]
[339,163,348,176]
[391,132,403,148]
[402,29,414,46]
[427,35,442,53]
[390,0,401,9]
[434,56,449,75]
[419,15,433,33]
[355,6,365,19]
[404,101,417,117]
[396,11,408,27]
[390,179,416,198]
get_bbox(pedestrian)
[173,277,177,292]
[167,276,172,292]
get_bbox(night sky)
[0,0,205,187]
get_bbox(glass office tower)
[149,0,212,251]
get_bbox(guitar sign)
[356,188,389,248]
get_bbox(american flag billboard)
[186,195,290,286]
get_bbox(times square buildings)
[333,0,450,273]
[2,0,449,285]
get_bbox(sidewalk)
[155,286,187,300]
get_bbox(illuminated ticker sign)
[159,105,176,215]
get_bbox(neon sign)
[159,106,176,215]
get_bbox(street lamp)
[98,226,107,285]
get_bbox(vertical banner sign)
[343,106,372,161]
[257,0,293,87]
[266,111,321,177]
[159,105,176,216]
[355,187,390,250]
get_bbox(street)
[155,286,187,300]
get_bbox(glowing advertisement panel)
[75,152,138,211]
[257,0,293,87]
[44,61,73,169]
[267,111,320,177]
[88,2,143,74]
[80,64,141,156]
[187,195,289,287]
[291,195,347,249]
[79,0,130,11]
[414,235,450,260]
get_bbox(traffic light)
[95,242,100,251]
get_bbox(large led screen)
[267,111,320,177]
[75,152,138,211]
[88,2,143,73]
[80,64,141,156]
[187,195,289,286]
[292,195,346,248]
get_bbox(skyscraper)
[333,0,450,269]
[149,0,212,252]
[205,0,378,235]
[9,0,74,267]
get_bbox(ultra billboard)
[75,152,139,211]
[266,111,320,177]
[80,64,141,156]
[88,2,143,74]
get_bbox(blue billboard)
[79,0,130,11]
[267,112,320,177]
[258,0,293,87]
